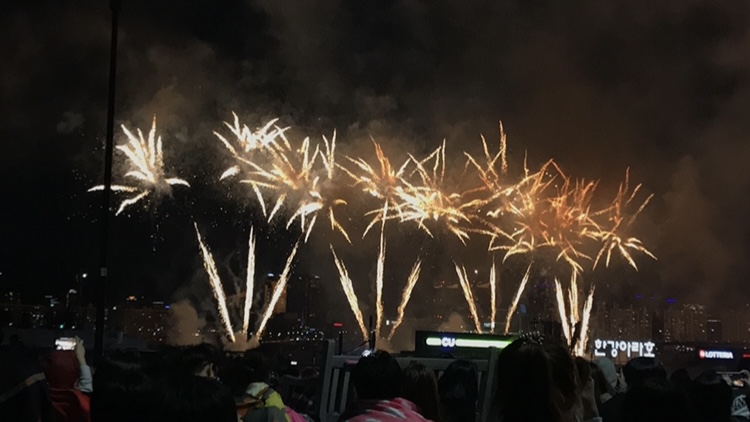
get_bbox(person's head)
[351,350,402,400]
[176,343,219,378]
[243,350,271,384]
[437,360,478,422]
[669,368,691,391]
[689,370,732,422]
[44,350,80,389]
[544,343,580,414]
[402,362,441,422]
[495,339,563,422]
[154,375,237,422]
[622,377,690,422]
[622,357,666,389]
[91,353,156,422]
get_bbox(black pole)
[368,315,375,350]
[94,0,121,360]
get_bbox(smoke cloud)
[1,0,750,312]
[166,299,206,346]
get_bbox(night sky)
[2,0,750,315]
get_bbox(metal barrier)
[316,341,499,422]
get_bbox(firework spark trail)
[241,227,256,336]
[504,263,532,334]
[593,169,656,270]
[554,278,571,346]
[330,246,369,340]
[454,264,482,333]
[575,286,595,356]
[489,258,497,333]
[568,271,580,322]
[194,223,236,343]
[387,259,422,341]
[375,207,387,339]
[256,241,300,338]
[90,118,190,215]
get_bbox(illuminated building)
[663,304,706,342]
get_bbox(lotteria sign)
[699,349,735,360]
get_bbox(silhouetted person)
[669,368,691,392]
[0,335,53,422]
[438,360,478,422]
[342,351,428,422]
[402,362,441,421]
[90,352,156,422]
[690,370,732,422]
[154,375,237,422]
[599,357,666,422]
[495,339,563,422]
[174,343,220,378]
[622,378,689,422]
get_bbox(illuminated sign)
[699,349,734,360]
[414,331,515,357]
[424,336,512,349]
[594,339,655,359]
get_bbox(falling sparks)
[388,259,422,341]
[194,223,235,343]
[575,286,595,357]
[256,241,300,338]
[90,117,190,215]
[505,263,533,335]
[489,258,498,334]
[330,246,369,341]
[554,278,571,346]
[593,169,656,270]
[375,214,387,339]
[454,264,482,333]
[241,227,256,336]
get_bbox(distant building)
[663,304,706,342]
[592,303,653,341]
[719,308,750,343]
[114,302,170,345]
[706,318,722,343]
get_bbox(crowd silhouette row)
[1,330,749,422]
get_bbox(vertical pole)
[368,315,375,350]
[95,0,121,360]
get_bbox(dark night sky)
[1,0,750,315]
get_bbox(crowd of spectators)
[2,329,750,422]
